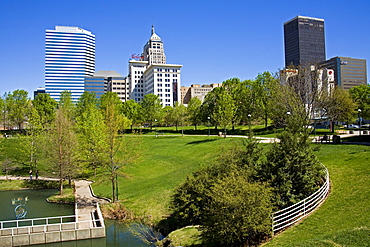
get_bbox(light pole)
[247,114,252,137]
[285,111,291,130]
[358,109,362,136]
[207,116,210,136]
[154,119,157,137]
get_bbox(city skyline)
[1,0,369,97]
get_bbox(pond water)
[0,190,152,246]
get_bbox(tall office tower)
[284,16,326,67]
[320,56,367,90]
[128,26,182,105]
[128,60,148,102]
[142,25,166,65]
[45,26,95,102]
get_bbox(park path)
[74,179,109,227]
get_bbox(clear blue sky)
[1,0,369,98]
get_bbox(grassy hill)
[1,135,369,246]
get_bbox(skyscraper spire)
[151,25,155,35]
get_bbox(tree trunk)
[59,178,63,195]
[111,178,116,202]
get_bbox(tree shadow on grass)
[186,139,218,145]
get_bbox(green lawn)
[264,144,370,246]
[1,134,369,246]
[92,136,236,220]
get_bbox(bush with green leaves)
[202,176,273,246]
[258,131,325,208]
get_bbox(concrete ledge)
[0,236,12,247]
[61,230,76,241]
[91,227,106,238]
[31,225,45,233]
[45,231,61,243]
[16,227,29,235]
[0,228,13,236]
[47,224,61,232]
[76,228,91,240]
[61,222,76,230]
[13,234,29,246]
[29,232,46,245]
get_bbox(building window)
[165,84,170,87]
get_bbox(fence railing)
[0,215,104,236]
[272,166,330,234]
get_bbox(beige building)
[181,83,221,104]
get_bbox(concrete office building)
[45,26,95,102]
[144,64,182,106]
[319,56,367,90]
[128,26,182,105]
[284,16,326,67]
[181,83,221,104]
[107,76,129,102]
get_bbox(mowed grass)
[264,144,370,246]
[92,136,236,221]
[2,135,369,245]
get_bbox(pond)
[0,190,152,246]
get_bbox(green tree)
[349,84,370,120]
[76,92,106,177]
[33,93,57,127]
[258,131,325,208]
[58,91,75,119]
[122,99,142,130]
[187,97,202,130]
[76,91,98,117]
[18,101,43,171]
[160,105,174,127]
[254,72,279,129]
[100,92,132,202]
[46,106,78,195]
[171,102,187,133]
[171,138,271,246]
[202,177,273,247]
[140,94,162,129]
[319,86,356,132]
[212,87,235,137]
[6,90,29,131]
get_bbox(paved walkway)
[74,180,109,227]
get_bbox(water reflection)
[0,189,73,221]
[0,190,152,246]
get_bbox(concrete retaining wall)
[0,227,105,246]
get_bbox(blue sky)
[1,0,369,98]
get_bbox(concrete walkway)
[74,180,109,228]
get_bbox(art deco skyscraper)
[45,26,95,102]
[284,16,326,67]
[142,25,166,65]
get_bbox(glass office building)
[284,16,326,67]
[45,26,95,102]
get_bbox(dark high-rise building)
[284,16,326,67]
[319,56,367,90]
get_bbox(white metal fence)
[272,167,330,234]
[0,214,104,236]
